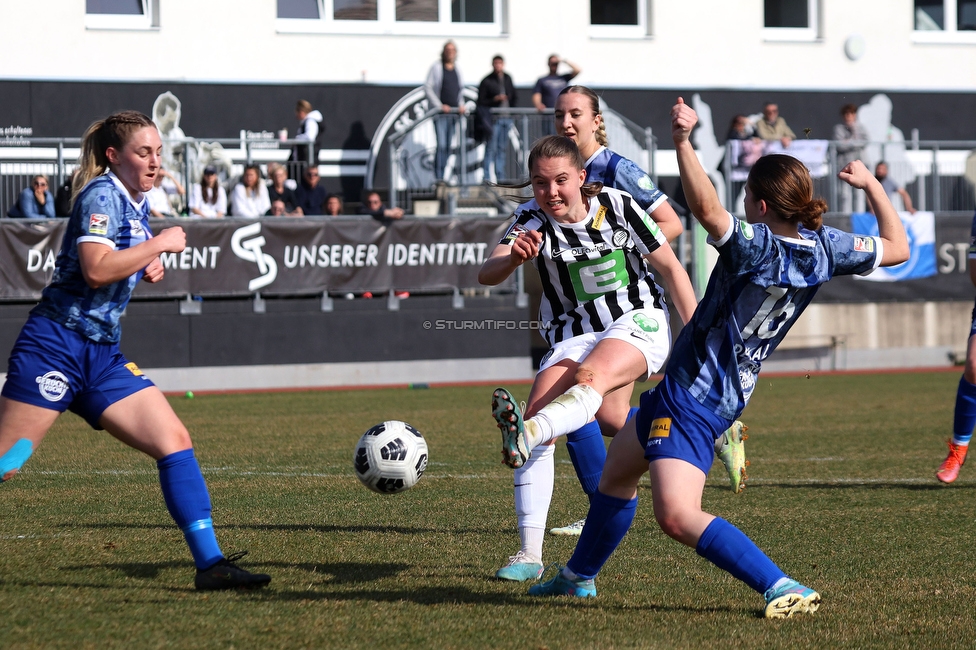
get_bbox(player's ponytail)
[747,154,826,231]
[72,111,156,208]
[559,86,609,147]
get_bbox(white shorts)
[539,307,671,382]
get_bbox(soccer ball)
[353,420,429,494]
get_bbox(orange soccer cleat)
[937,441,968,484]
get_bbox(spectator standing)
[358,190,404,224]
[9,175,56,218]
[532,55,581,135]
[266,164,302,216]
[289,99,323,179]
[325,194,343,216]
[754,102,795,148]
[833,104,869,212]
[874,161,917,214]
[294,166,327,216]
[188,166,227,218]
[231,164,271,217]
[147,167,185,217]
[424,41,466,183]
[478,55,517,182]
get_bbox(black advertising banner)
[814,214,974,303]
[0,217,512,299]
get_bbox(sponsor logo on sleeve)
[853,236,874,253]
[650,417,671,438]
[637,174,654,191]
[501,223,528,245]
[739,220,754,240]
[89,213,109,236]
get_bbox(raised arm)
[478,230,541,286]
[670,97,730,241]
[839,160,909,266]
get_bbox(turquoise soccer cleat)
[763,579,821,618]
[492,387,530,469]
[527,567,596,598]
[494,551,543,582]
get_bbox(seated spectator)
[189,166,227,218]
[231,164,271,217]
[873,161,917,214]
[325,194,343,216]
[726,114,754,140]
[266,164,302,216]
[54,170,77,217]
[358,190,404,224]
[8,175,56,218]
[754,102,795,147]
[147,167,185,217]
[294,166,327,215]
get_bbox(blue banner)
[850,211,937,282]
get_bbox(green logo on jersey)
[633,313,659,332]
[639,212,661,238]
[568,250,629,302]
[739,220,755,240]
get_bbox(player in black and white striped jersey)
[479,135,698,582]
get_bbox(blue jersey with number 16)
[667,215,882,420]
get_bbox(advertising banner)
[0,217,514,299]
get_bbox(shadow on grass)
[57,560,412,584]
[56,522,505,535]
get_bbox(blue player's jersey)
[583,147,668,215]
[31,172,153,344]
[667,215,882,420]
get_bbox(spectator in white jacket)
[424,41,465,182]
[231,165,271,217]
[290,99,323,179]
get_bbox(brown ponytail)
[747,154,827,230]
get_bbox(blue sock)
[565,420,605,496]
[695,517,786,594]
[627,407,639,422]
[953,376,976,445]
[566,490,637,579]
[157,449,223,569]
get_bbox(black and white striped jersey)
[499,187,669,347]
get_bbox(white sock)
[527,384,604,447]
[514,443,555,562]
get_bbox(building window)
[589,0,648,39]
[763,0,819,41]
[86,0,157,30]
[277,0,500,34]
[914,0,976,41]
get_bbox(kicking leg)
[0,398,59,482]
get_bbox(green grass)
[1,371,974,649]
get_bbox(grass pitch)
[1,371,974,649]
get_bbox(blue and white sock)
[565,420,605,496]
[952,375,976,446]
[695,517,786,595]
[565,490,637,580]
[157,449,223,570]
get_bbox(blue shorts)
[635,374,735,476]
[2,314,154,429]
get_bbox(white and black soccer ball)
[353,420,428,494]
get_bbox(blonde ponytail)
[70,111,156,209]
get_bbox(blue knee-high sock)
[953,376,976,444]
[565,420,605,496]
[157,449,223,569]
[695,517,786,594]
[566,490,638,579]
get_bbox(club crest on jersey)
[36,371,69,402]
[89,213,109,236]
[738,220,754,240]
[611,229,630,248]
[650,418,671,438]
[853,236,874,253]
[592,205,607,230]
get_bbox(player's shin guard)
[157,449,223,569]
[953,375,976,445]
[695,517,786,594]
[530,385,604,446]
[565,490,637,580]
[565,420,605,496]
[0,438,33,482]
[514,443,554,559]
